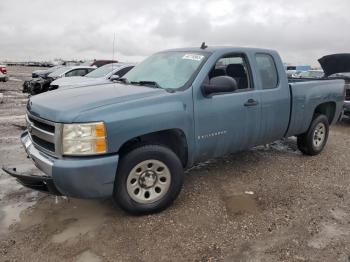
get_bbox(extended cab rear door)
[193,51,261,162]
[252,52,291,144]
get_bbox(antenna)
[200,42,208,49]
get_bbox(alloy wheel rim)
[126,159,171,204]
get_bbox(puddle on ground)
[223,194,259,217]
[0,164,118,242]
[330,208,348,222]
[75,250,102,262]
[50,199,115,243]
[0,200,37,236]
[0,114,25,122]
[307,223,349,249]
[0,168,39,236]
[8,77,23,82]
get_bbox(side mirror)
[202,76,238,96]
[110,75,120,81]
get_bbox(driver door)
[193,53,261,162]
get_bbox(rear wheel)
[297,114,329,155]
[113,144,184,215]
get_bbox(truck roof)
[164,46,276,54]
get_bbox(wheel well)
[314,102,336,124]
[118,129,188,167]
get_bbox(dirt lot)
[0,66,349,262]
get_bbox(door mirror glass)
[202,76,238,96]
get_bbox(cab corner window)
[255,54,278,89]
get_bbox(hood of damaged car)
[51,76,109,88]
[318,53,350,77]
[27,83,168,122]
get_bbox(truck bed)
[286,79,345,137]
[289,77,350,101]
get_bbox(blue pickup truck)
[3,46,345,214]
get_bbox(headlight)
[62,122,107,155]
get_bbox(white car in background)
[49,63,135,90]
[0,65,9,82]
[24,66,96,95]
[47,66,96,80]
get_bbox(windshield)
[48,67,71,77]
[122,51,208,89]
[85,63,120,78]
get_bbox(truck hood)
[318,53,350,77]
[28,83,166,122]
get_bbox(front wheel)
[113,144,184,215]
[297,114,329,156]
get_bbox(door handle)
[244,99,259,107]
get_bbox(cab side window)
[255,54,278,89]
[208,54,252,90]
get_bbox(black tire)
[113,144,184,215]
[297,114,329,156]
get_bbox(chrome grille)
[28,115,55,133]
[26,112,61,157]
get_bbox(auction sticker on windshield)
[182,54,204,61]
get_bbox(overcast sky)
[0,0,349,66]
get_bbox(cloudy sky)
[0,0,349,66]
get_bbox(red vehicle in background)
[0,65,8,82]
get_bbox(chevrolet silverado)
[3,46,345,214]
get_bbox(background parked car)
[24,66,96,95]
[0,65,9,82]
[49,63,135,90]
[32,65,63,78]
[328,73,350,118]
[318,53,350,120]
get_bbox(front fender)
[75,90,195,164]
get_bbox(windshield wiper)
[131,80,162,89]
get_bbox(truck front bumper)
[2,131,119,198]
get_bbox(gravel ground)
[0,67,349,262]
